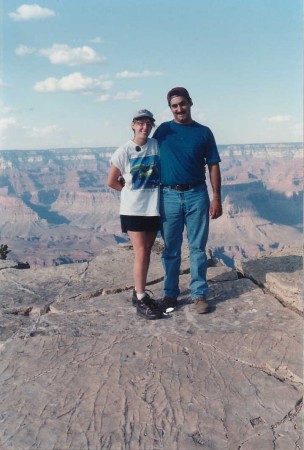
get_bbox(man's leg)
[160,188,184,299]
[184,185,210,299]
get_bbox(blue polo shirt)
[153,120,221,185]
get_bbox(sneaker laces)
[139,290,172,315]
[141,291,159,310]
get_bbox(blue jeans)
[160,184,210,300]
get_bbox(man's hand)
[108,165,124,191]
[210,197,222,219]
[208,163,222,219]
[118,176,125,187]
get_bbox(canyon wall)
[0,143,302,267]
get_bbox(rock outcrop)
[0,145,302,268]
[0,244,302,450]
[235,247,303,314]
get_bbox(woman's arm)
[107,164,124,191]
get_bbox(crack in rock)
[272,396,303,429]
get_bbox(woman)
[107,109,162,320]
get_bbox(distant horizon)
[0,141,303,153]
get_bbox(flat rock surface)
[235,247,303,313]
[0,244,302,450]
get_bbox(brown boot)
[193,297,210,314]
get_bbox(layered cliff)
[0,144,302,267]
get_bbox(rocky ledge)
[0,243,302,450]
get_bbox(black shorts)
[120,215,160,233]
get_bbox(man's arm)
[208,163,222,219]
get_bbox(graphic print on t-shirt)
[130,155,159,190]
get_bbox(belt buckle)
[175,184,184,191]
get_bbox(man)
[153,87,222,314]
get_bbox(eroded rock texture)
[0,244,302,450]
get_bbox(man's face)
[169,96,192,124]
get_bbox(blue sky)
[0,0,302,150]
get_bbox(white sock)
[136,292,145,300]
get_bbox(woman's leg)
[128,230,157,294]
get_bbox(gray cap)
[132,109,155,122]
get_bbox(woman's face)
[132,119,153,139]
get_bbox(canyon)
[0,143,302,268]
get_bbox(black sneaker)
[132,289,159,308]
[136,293,163,320]
[159,296,178,313]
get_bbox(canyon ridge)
[0,142,302,268]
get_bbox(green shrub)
[0,244,11,260]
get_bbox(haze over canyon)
[0,143,302,268]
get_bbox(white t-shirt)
[110,138,160,216]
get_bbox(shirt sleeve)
[205,128,221,164]
[152,128,159,140]
[110,146,127,174]
[152,123,166,141]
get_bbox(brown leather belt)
[161,181,204,192]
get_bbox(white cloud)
[34,72,113,93]
[29,124,59,137]
[192,107,206,123]
[9,4,55,21]
[40,44,105,66]
[113,91,142,102]
[291,122,303,137]
[0,79,10,88]
[2,106,17,114]
[89,37,103,44]
[263,115,292,123]
[159,108,173,123]
[15,44,36,56]
[116,70,163,78]
[98,94,111,102]
[0,117,17,129]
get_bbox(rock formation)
[0,243,302,450]
[0,144,302,268]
